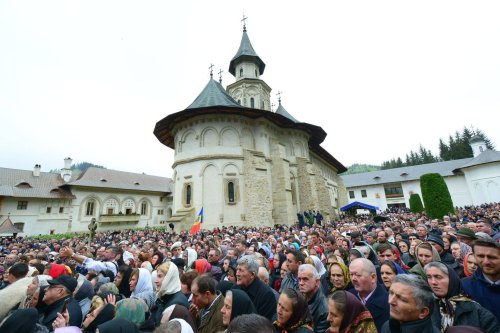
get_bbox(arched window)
[86,200,95,216]
[255,69,258,77]
[250,97,255,108]
[140,202,148,215]
[228,182,235,203]
[186,185,192,205]
[239,68,243,77]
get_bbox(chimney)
[64,157,72,169]
[61,157,73,183]
[33,164,41,177]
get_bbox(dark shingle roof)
[186,79,240,110]
[0,167,74,199]
[275,103,299,123]
[341,158,472,188]
[69,167,171,192]
[229,28,266,76]
[456,150,500,170]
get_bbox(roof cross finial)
[218,69,223,84]
[271,102,275,111]
[209,63,214,79]
[241,14,248,32]
[277,91,282,104]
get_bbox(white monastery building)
[154,24,347,230]
[341,137,500,211]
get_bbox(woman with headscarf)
[97,318,139,333]
[221,289,257,332]
[115,265,133,298]
[81,303,116,333]
[74,277,95,318]
[115,298,148,327]
[425,261,499,333]
[129,268,156,309]
[328,262,352,293]
[380,261,407,290]
[149,262,189,328]
[184,248,198,272]
[409,242,441,280]
[326,290,377,333]
[271,252,287,291]
[463,253,478,277]
[161,304,198,333]
[274,288,313,333]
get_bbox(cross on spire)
[271,102,275,111]
[277,91,282,104]
[241,14,248,32]
[218,69,223,84]
[209,63,214,78]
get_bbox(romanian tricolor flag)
[189,207,203,235]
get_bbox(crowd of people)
[0,202,499,333]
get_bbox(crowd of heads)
[0,202,499,332]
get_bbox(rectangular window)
[349,191,355,199]
[361,190,367,198]
[141,202,147,215]
[46,207,52,214]
[14,223,24,232]
[17,201,28,210]
[158,209,164,215]
[59,207,64,213]
[86,202,94,216]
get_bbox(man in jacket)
[234,255,277,321]
[279,249,305,293]
[381,274,439,333]
[348,258,390,332]
[190,274,225,333]
[298,264,329,333]
[462,239,500,321]
[39,275,82,331]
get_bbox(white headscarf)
[311,255,327,276]
[158,263,181,297]
[186,248,197,271]
[132,268,154,296]
[169,319,194,333]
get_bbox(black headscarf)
[118,266,133,298]
[170,305,198,333]
[97,318,139,333]
[75,279,95,301]
[83,304,116,333]
[0,308,39,333]
[444,263,463,299]
[216,280,234,297]
[229,289,256,321]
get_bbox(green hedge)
[409,193,424,213]
[420,173,454,219]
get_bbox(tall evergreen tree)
[420,173,454,219]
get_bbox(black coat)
[431,299,500,333]
[380,316,440,333]
[233,277,277,321]
[39,296,82,332]
[149,291,189,328]
[349,283,390,332]
[307,288,329,333]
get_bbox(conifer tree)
[420,173,454,219]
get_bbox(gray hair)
[298,264,320,280]
[416,224,428,231]
[237,255,260,275]
[423,262,448,276]
[349,258,376,275]
[393,275,434,311]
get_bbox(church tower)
[227,23,272,111]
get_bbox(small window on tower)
[250,98,255,108]
[239,68,243,77]
[186,185,192,205]
[228,182,235,203]
[255,69,258,77]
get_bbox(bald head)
[349,258,376,275]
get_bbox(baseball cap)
[48,275,78,293]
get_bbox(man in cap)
[427,235,456,265]
[456,227,477,246]
[39,275,82,331]
[171,241,183,259]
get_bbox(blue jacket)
[349,283,390,332]
[462,268,500,322]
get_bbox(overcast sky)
[1,1,499,178]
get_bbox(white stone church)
[154,25,348,230]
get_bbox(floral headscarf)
[329,262,351,292]
[273,288,313,332]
